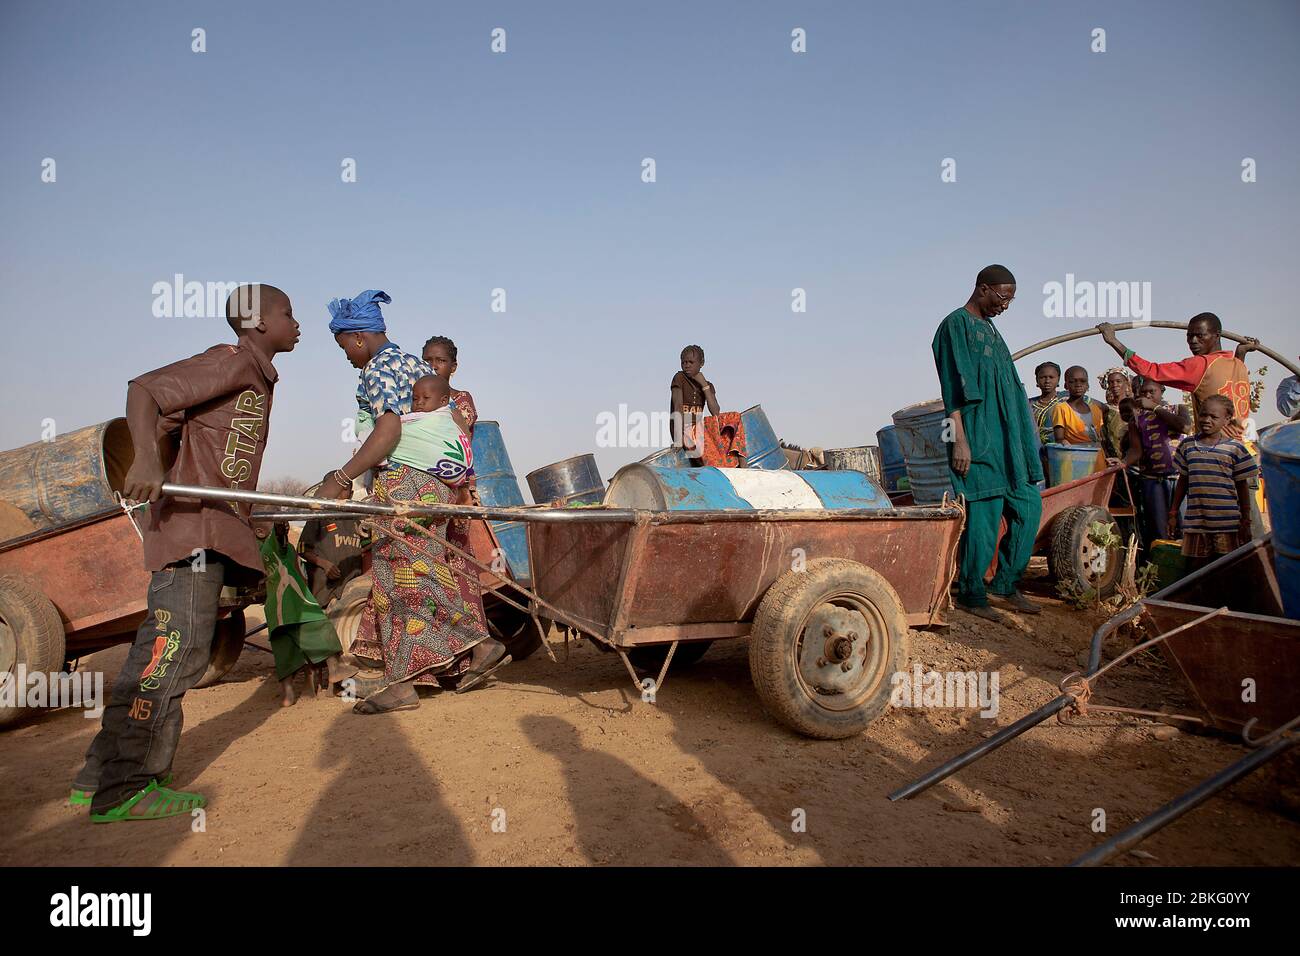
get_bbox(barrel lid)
[525,453,598,480]
[893,398,946,420]
[1261,420,1300,461]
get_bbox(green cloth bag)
[259,532,343,680]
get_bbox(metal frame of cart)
[196,480,965,740]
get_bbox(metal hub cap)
[799,602,884,707]
[1079,537,1112,585]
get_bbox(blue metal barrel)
[1045,443,1104,487]
[1261,421,1300,619]
[876,425,907,491]
[892,400,954,504]
[638,405,787,470]
[739,405,787,469]
[0,418,133,533]
[526,454,604,506]
[469,421,530,583]
[640,446,693,468]
[604,465,891,511]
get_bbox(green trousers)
[957,483,1043,607]
[271,619,342,681]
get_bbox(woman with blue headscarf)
[319,290,509,713]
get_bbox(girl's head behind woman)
[423,336,458,381]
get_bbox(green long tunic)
[931,308,1043,500]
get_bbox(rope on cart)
[115,492,148,542]
[362,512,566,664]
[1056,606,1228,727]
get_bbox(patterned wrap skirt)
[351,464,489,686]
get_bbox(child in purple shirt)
[1123,379,1190,550]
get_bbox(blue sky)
[2,0,1297,489]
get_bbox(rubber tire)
[195,609,246,689]
[0,574,68,729]
[627,641,712,676]
[748,558,908,740]
[1048,504,1123,599]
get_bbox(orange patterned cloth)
[699,412,746,467]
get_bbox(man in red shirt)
[1097,314,1255,439]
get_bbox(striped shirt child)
[1173,436,1257,553]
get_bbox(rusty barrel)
[469,421,530,583]
[604,465,891,511]
[823,446,883,483]
[526,454,604,506]
[1261,421,1300,618]
[891,400,953,504]
[0,418,133,535]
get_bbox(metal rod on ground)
[887,695,1076,801]
[1087,602,1146,674]
[891,606,1136,802]
[1011,321,1300,378]
[892,602,1222,802]
[1069,735,1299,867]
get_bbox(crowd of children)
[1029,319,1264,572]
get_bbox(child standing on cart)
[69,285,299,822]
[669,345,720,460]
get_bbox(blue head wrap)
[327,290,391,334]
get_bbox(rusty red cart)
[891,463,1131,598]
[186,480,966,740]
[0,510,253,727]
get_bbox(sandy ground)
[2,566,1297,867]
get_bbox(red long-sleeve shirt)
[1125,350,1250,438]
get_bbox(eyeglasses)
[989,288,1015,304]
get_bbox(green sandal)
[89,779,205,823]
[69,773,172,807]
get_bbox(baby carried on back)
[388,375,474,486]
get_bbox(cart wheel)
[0,574,67,729]
[483,597,547,662]
[195,609,246,689]
[748,559,908,740]
[627,641,712,676]
[1048,504,1122,598]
